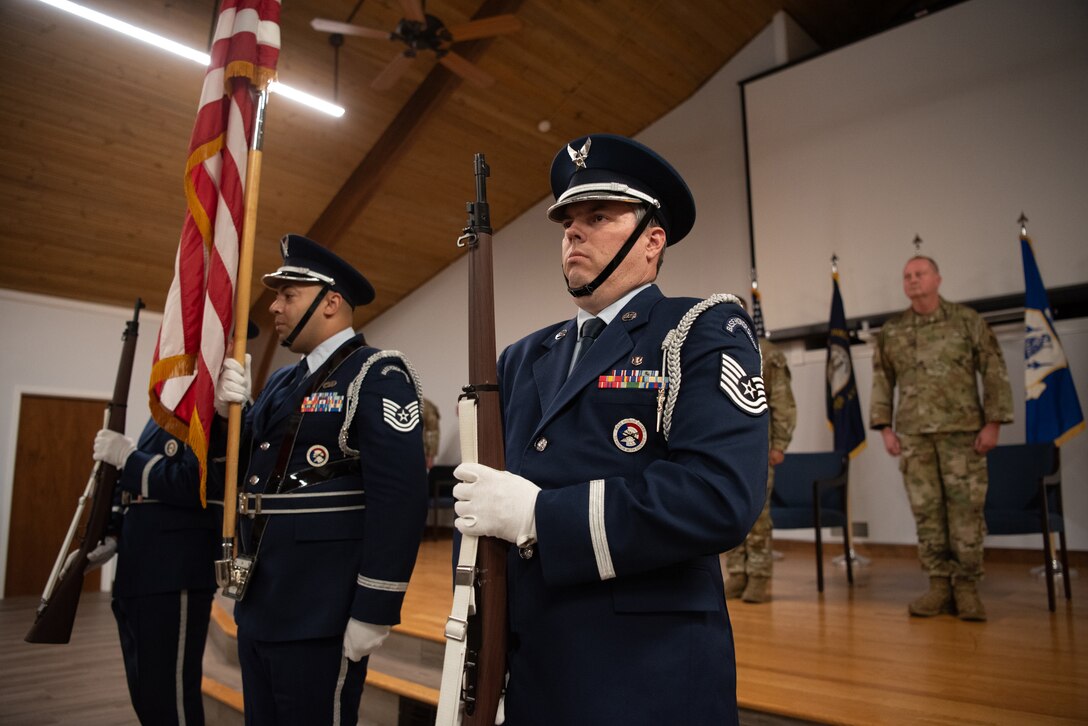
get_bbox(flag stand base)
[1030,560,1078,580]
[833,548,870,568]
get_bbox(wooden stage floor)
[2,538,1085,725]
[399,537,1087,725]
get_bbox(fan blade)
[311,18,391,40]
[372,51,416,91]
[439,51,494,88]
[446,14,522,42]
[398,0,426,23]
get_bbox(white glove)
[214,354,252,418]
[453,463,540,547]
[92,429,136,469]
[60,536,118,578]
[343,618,391,662]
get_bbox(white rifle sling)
[435,395,482,725]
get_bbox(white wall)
[746,0,1088,331]
[0,290,163,596]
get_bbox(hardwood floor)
[0,593,135,725]
[1,539,1084,725]
[397,538,1088,725]
[728,543,1087,725]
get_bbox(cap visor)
[546,191,645,221]
[261,270,328,290]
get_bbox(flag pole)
[828,253,870,570]
[1019,211,1074,583]
[218,85,270,588]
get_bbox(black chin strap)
[280,283,332,348]
[567,206,657,298]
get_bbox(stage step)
[202,596,442,725]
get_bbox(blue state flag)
[826,272,866,457]
[1022,235,1084,445]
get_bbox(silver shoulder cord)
[658,293,743,440]
[338,350,425,456]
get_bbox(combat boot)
[742,576,771,603]
[725,574,747,599]
[908,576,953,617]
[952,579,987,622]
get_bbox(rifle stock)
[25,298,144,644]
[459,154,508,725]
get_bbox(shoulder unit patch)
[723,315,758,351]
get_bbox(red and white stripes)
[150,0,280,501]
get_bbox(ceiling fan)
[311,0,522,91]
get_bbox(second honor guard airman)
[215,235,428,725]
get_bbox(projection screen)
[743,0,1088,334]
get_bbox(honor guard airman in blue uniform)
[214,235,428,725]
[91,417,224,725]
[452,134,769,724]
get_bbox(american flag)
[149,0,281,501]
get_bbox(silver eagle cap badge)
[567,138,592,169]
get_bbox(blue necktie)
[572,317,606,371]
[269,360,308,413]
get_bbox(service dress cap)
[547,133,696,245]
[262,234,375,307]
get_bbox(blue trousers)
[237,632,369,725]
[112,588,214,725]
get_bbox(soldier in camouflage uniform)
[870,256,1013,621]
[422,397,440,469]
[726,336,797,603]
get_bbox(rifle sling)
[242,336,368,558]
[437,395,484,722]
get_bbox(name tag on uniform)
[598,370,668,389]
[300,392,345,413]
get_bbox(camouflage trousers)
[725,465,774,578]
[898,431,988,581]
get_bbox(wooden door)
[5,394,108,597]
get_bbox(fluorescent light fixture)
[33,0,345,118]
[269,81,345,118]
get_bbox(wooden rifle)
[25,298,144,644]
[436,154,508,725]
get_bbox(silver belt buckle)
[238,492,262,517]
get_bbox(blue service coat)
[113,419,222,597]
[498,285,768,725]
[233,335,428,642]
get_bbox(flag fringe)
[223,60,277,92]
[184,136,227,247]
[1055,420,1085,447]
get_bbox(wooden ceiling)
[0,0,947,330]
